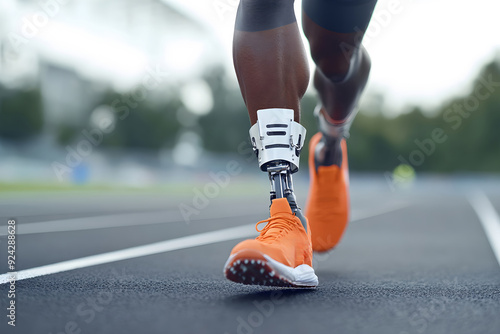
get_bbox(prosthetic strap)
[249,108,306,173]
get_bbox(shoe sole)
[223,249,318,288]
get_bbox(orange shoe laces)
[255,214,300,241]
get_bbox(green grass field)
[0,179,268,197]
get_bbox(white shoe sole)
[224,251,318,288]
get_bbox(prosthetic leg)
[224,108,318,287]
[249,108,307,225]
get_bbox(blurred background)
[0,0,499,191]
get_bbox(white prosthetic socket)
[249,109,307,220]
[250,108,306,173]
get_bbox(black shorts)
[303,0,378,33]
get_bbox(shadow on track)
[224,287,317,305]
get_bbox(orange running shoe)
[224,198,318,287]
[305,132,350,252]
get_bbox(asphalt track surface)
[0,178,499,334]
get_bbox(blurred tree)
[99,89,182,150]
[55,88,183,150]
[56,123,80,146]
[349,57,500,173]
[48,56,500,173]
[0,86,44,141]
[432,59,500,172]
[198,67,250,152]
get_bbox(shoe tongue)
[270,198,293,216]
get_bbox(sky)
[164,0,500,113]
[3,0,499,116]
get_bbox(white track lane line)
[0,224,256,284]
[0,202,408,236]
[351,201,408,222]
[468,191,500,268]
[0,211,179,236]
[0,202,409,284]
[0,210,258,236]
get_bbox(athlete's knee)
[359,48,371,75]
[315,47,371,83]
[314,50,352,83]
[236,0,296,32]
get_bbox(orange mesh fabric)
[305,133,350,252]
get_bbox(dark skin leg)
[233,22,310,125]
[302,12,372,165]
[233,5,371,164]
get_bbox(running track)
[0,177,499,334]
